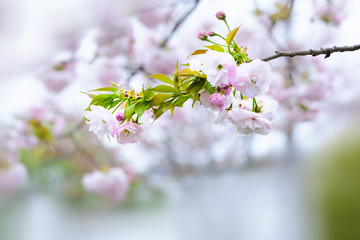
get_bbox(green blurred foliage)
[308,123,360,240]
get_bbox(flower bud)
[216,11,226,20]
[197,30,208,40]
[209,93,226,109]
[208,31,216,37]
[116,111,124,122]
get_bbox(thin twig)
[262,44,360,61]
[160,0,201,47]
[127,0,201,83]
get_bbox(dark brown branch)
[262,44,360,61]
[160,0,201,48]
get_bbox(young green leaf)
[171,95,190,108]
[124,103,137,121]
[226,26,240,45]
[143,88,156,100]
[205,45,225,52]
[134,101,151,117]
[88,94,118,108]
[204,81,216,95]
[187,78,206,99]
[174,60,180,92]
[174,68,199,76]
[150,94,174,107]
[150,85,178,93]
[146,74,174,85]
[154,98,175,119]
[88,87,118,93]
[188,49,208,58]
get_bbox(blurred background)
[1,0,360,239]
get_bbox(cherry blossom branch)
[262,44,360,61]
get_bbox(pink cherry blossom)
[209,93,226,109]
[84,105,117,140]
[0,162,27,194]
[189,50,237,88]
[200,92,231,112]
[115,122,143,144]
[38,60,76,93]
[91,57,128,86]
[229,97,278,135]
[82,167,129,202]
[231,59,272,98]
[116,111,125,122]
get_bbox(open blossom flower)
[229,97,278,135]
[215,96,278,135]
[231,59,272,98]
[189,50,237,88]
[84,105,117,140]
[38,60,76,93]
[82,167,130,202]
[115,122,143,144]
[200,92,231,111]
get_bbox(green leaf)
[226,26,240,45]
[174,68,199,76]
[172,95,190,108]
[109,99,122,109]
[88,94,118,108]
[124,103,136,121]
[150,94,174,107]
[204,81,215,95]
[88,87,118,93]
[150,85,178,93]
[187,78,206,99]
[134,101,151,117]
[146,74,174,85]
[81,91,97,99]
[143,88,156,100]
[154,99,175,119]
[188,49,208,57]
[170,107,174,118]
[110,82,119,87]
[205,45,225,52]
[174,60,179,92]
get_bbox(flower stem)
[223,19,231,32]
[205,39,228,47]
[213,33,226,41]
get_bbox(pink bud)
[216,11,226,20]
[208,31,216,37]
[116,112,124,121]
[197,30,208,40]
[209,93,226,109]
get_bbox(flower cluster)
[82,167,131,202]
[83,11,278,144]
